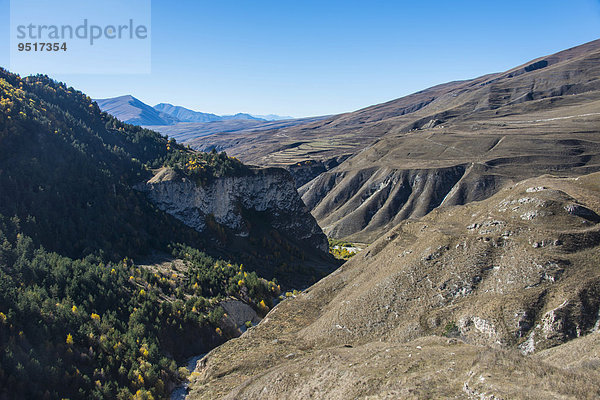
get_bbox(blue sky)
[0,0,599,117]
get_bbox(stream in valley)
[170,353,207,400]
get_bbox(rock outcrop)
[221,299,261,333]
[137,166,328,254]
[135,166,338,287]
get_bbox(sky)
[0,0,599,117]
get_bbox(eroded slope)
[300,39,600,242]
[187,172,600,399]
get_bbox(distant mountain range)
[94,94,322,144]
[94,95,179,126]
[94,95,293,126]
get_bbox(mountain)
[221,112,265,121]
[299,39,600,243]
[154,103,290,123]
[96,98,302,143]
[154,103,222,123]
[187,39,600,243]
[187,171,600,399]
[0,68,335,399]
[94,94,178,126]
[96,97,290,127]
[190,39,600,168]
[149,115,329,144]
[252,114,294,121]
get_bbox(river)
[170,353,207,400]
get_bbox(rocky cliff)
[138,166,327,252]
[136,166,335,286]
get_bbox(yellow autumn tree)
[132,389,155,400]
[259,300,269,312]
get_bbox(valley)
[1,33,600,400]
[179,39,600,399]
[198,39,600,244]
[97,40,600,246]
[0,69,336,399]
[188,171,600,399]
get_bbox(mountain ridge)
[94,94,178,126]
[299,38,600,242]
[96,96,292,125]
[153,102,223,123]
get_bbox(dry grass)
[187,171,600,399]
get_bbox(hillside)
[0,69,335,282]
[300,39,600,243]
[0,76,187,259]
[184,40,600,243]
[0,69,335,399]
[188,171,600,399]
[185,78,473,167]
[189,40,600,170]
